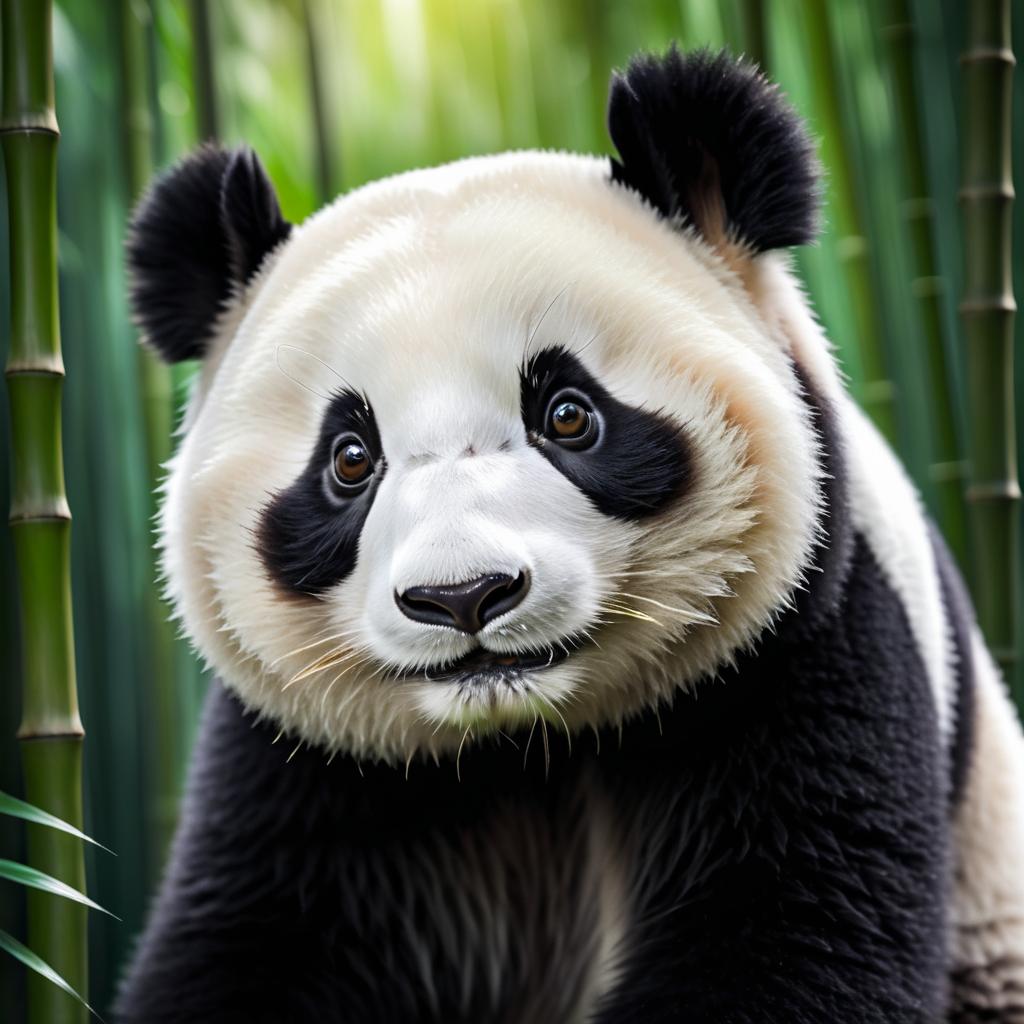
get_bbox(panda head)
[130,48,827,764]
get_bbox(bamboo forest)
[1,0,1022,1020]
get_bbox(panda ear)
[607,46,820,255]
[126,144,292,363]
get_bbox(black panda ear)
[607,46,820,254]
[126,144,292,363]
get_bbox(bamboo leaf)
[0,791,112,853]
[0,859,118,918]
[0,927,101,1019]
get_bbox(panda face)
[156,150,822,763]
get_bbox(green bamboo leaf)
[0,791,112,854]
[0,859,118,918]
[0,928,101,1019]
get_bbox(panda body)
[115,50,1024,1023]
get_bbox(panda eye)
[331,434,374,491]
[545,390,598,450]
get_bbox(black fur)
[117,379,954,1022]
[126,145,291,363]
[607,47,820,252]
[929,522,976,806]
[519,346,691,520]
[259,390,385,596]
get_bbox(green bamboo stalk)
[301,0,334,204]
[802,2,899,444]
[959,0,1019,691]
[116,0,180,864]
[1,0,88,1021]
[882,0,969,568]
[188,0,220,141]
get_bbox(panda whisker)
[523,714,538,771]
[284,648,349,686]
[318,655,376,712]
[541,696,572,756]
[616,592,718,625]
[271,637,341,669]
[497,730,519,751]
[455,725,472,782]
[524,281,574,359]
[283,645,365,689]
[605,567,682,579]
[598,602,663,627]
[275,343,357,396]
[570,328,602,358]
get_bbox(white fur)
[950,632,1024,1012]
[159,150,823,763]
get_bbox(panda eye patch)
[520,347,690,520]
[545,390,598,449]
[331,434,374,490]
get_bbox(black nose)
[396,571,531,634]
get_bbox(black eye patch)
[259,390,384,597]
[520,347,691,519]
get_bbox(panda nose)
[396,571,531,634]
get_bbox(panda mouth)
[417,640,578,685]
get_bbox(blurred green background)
[1,0,1022,1016]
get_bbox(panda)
[114,48,1024,1023]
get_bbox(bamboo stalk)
[959,0,1019,690]
[301,0,334,205]
[882,0,969,568]
[1,0,88,1020]
[188,0,220,141]
[116,0,180,864]
[802,3,899,444]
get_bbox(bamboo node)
[959,47,1016,67]
[5,358,66,377]
[958,183,1015,202]
[8,497,72,523]
[958,295,1017,314]
[0,115,59,136]
[16,724,85,741]
[965,482,1022,502]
